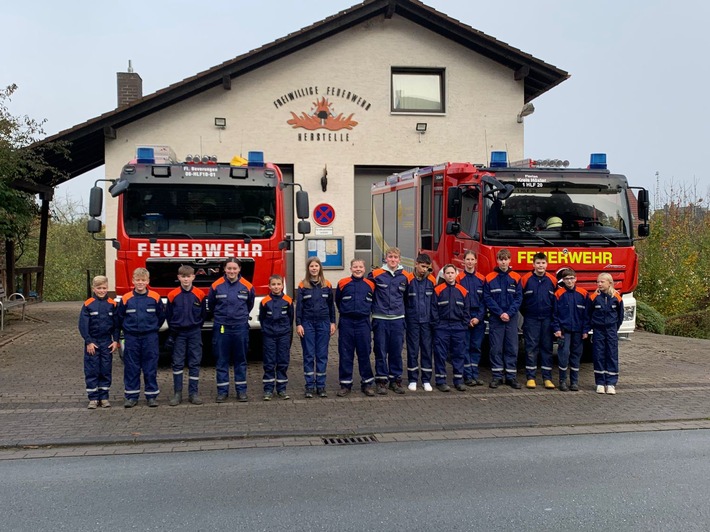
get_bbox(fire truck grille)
[145,258,255,289]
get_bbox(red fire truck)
[88,146,311,335]
[371,152,650,336]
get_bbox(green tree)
[18,195,105,301]
[636,182,710,316]
[0,84,68,245]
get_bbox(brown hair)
[496,248,511,260]
[302,257,326,289]
[177,265,195,276]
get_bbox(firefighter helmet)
[545,216,563,229]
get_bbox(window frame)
[391,67,446,114]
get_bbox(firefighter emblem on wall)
[287,97,358,131]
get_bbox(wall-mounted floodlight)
[517,103,535,123]
[416,122,427,143]
[214,117,227,128]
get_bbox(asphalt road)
[3,429,710,531]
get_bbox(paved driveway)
[1,302,708,456]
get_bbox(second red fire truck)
[371,152,650,336]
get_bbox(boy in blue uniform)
[433,264,469,392]
[166,265,206,406]
[520,252,558,390]
[484,249,523,389]
[456,251,486,387]
[335,259,376,397]
[259,274,294,401]
[588,272,624,395]
[78,275,119,409]
[368,247,408,395]
[208,258,255,403]
[405,253,437,392]
[552,268,589,391]
[117,268,166,408]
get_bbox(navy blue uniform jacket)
[166,286,206,330]
[79,295,119,345]
[259,292,294,336]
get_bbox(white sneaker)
[407,382,417,392]
[606,385,616,395]
[423,382,433,392]
[596,385,606,394]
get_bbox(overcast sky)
[4,0,708,209]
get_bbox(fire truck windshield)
[480,181,633,246]
[123,184,277,239]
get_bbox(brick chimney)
[117,60,142,108]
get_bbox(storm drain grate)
[322,435,378,445]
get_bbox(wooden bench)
[0,285,27,331]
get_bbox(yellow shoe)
[526,379,536,389]
[544,379,556,389]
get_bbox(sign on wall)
[306,237,344,270]
[313,203,336,226]
[273,85,371,142]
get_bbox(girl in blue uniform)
[588,272,624,395]
[296,257,336,398]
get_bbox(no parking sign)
[313,203,335,226]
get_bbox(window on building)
[391,68,445,113]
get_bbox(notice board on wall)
[306,237,344,270]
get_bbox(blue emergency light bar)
[490,151,508,168]
[248,151,265,167]
[589,153,607,169]
[136,147,155,164]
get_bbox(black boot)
[169,391,182,406]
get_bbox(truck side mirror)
[297,220,311,235]
[296,191,310,220]
[87,218,102,234]
[637,223,650,237]
[446,221,461,235]
[447,187,462,219]
[637,189,650,221]
[89,187,103,217]
[109,179,130,198]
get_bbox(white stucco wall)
[103,14,525,288]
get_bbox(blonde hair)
[302,257,326,289]
[92,275,108,287]
[385,247,401,257]
[596,273,616,296]
[132,267,150,280]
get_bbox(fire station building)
[43,0,568,291]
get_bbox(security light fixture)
[516,103,535,123]
[214,117,227,128]
[416,122,427,143]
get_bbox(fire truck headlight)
[623,304,635,322]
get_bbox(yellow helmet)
[546,216,562,229]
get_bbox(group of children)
[78,248,624,409]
